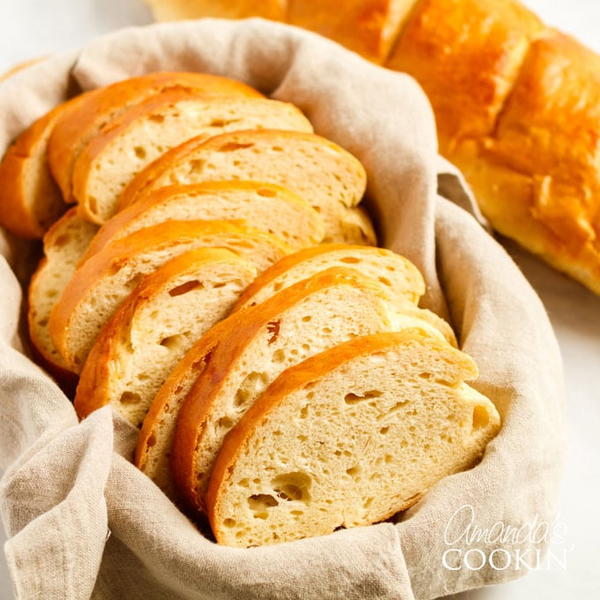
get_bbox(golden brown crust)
[288,0,415,63]
[145,0,285,21]
[49,220,291,370]
[388,0,543,149]
[170,267,397,512]
[70,89,213,220]
[233,242,425,309]
[116,129,359,210]
[82,180,318,261]
[75,247,244,420]
[48,71,261,201]
[0,95,88,238]
[205,330,476,530]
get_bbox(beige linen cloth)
[0,18,565,600]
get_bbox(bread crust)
[74,247,252,421]
[170,267,400,512]
[145,0,285,21]
[234,242,425,309]
[288,0,416,63]
[116,129,362,211]
[48,71,262,201]
[71,93,312,223]
[205,330,478,536]
[82,180,324,261]
[0,94,89,238]
[49,220,291,371]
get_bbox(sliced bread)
[47,71,262,202]
[28,208,99,371]
[207,330,500,547]
[116,129,367,241]
[82,181,324,261]
[49,220,291,373]
[75,248,257,427]
[71,93,313,224]
[0,92,92,238]
[235,243,426,310]
[330,205,377,245]
[135,250,437,498]
[170,267,454,511]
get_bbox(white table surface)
[0,1,599,599]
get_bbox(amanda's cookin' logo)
[442,505,572,571]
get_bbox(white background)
[0,1,599,599]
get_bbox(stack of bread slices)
[0,72,500,547]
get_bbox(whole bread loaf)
[207,330,500,547]
[145,0,600,295]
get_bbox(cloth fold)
[0,18,564,600]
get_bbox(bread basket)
[0,18,565,599]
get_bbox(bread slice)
[116,129,367,241]
[48,72,262,202]
[332,205,377,245]
[82,181,324,261]
[71,93,313,224]
[138,268,394,499]
[207,330,500,547]
[235,243,426,310]
[169,267,455,511]
[75,248,257,427]
[0,92,92,238]
[28,208,99,371]
[49,220,291,373]
[135,254,444,499]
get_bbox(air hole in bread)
[218,142,254,152]
[472,405,490,430]
[223,518,236,528]
[419,372,432,380]
[120,391,141,405]
[168,279,202,296]
[54,234,71,247]
[89,197,98,215]
[257,188,277,197]
[267,320,280,344]
[346,465,361,481]
[378,276,392,287]
[134,146,146,160]
[235,371,268,407]
[146,433,156,448]
[148,114,165,124]
[248,494,278,512]
[344,390,383,405]
[209,118,239,127]
[301,315,312,322]
[160,334,182,349]
[299,405,308,419]
[218,416,234,430]
[340,256,361,264]
[273,349,286,363]
[379,425,390,435]
[271,472,311,503]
